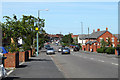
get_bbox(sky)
[1,2,118,35]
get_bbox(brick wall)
[19,51,26,62]
[4,52,19,68]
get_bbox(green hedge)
[97,47,115,54]
[96,47,107,53]
[105,47,115,54]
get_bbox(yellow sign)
[35,27,39,31]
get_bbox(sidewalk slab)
[3,53,64,79]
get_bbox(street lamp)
[36,9,48,56]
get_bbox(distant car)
[0,47,8,54]
[73,45,80,51]
[58,47,63,52]
[45,45,50,49]
[46,48,55,55]
[62,47,70,54]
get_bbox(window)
[100,38,103,42]
[112,44,115,47]
[117,39,119,42]
[112,37,114,42]
[106,37,108,42]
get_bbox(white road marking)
[7,70,14,76]
[90,58,94,60]
[7,62,25,76]
[111,63,118,66]
[98,60,105,62]
[19,62,24,65]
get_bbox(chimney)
[106,27,108,31]
[93,29,95,33]
[97,28,100,31]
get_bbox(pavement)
[2,50,65,80]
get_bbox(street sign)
[35,27,39,31]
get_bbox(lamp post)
[36,9,48,56]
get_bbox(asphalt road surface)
[50,44,118,78]
[3,43,118,79]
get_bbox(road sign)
[35,27,39,31]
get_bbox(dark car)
[62,47,70,54]
[73,45,80,51]
[45,45,50,49]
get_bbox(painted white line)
[19,62,24,65]
[112,58,117,60]
[98,60,105,62]
[90,58,94,60]
[111,63,118,66]
[7,70,14,76]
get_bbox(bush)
[97,47,107,53]
[105,47,115,54]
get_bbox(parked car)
[0,47,8,54]
[62,47,70,54]
[45,45,50,49]
[46,48,55,55]
[58,47,63,52]
[73,45,80,51]
[0,53,7,79]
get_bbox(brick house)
[82,28,119,52]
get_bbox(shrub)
[97,47,107,53]
[105,47,115,54]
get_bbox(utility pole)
[88,27,90,51]
[81,22,83,44]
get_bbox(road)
[50,44,118,78]
[3,43,118,79]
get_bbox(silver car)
[62,47,70,54]
[46,48,55,55]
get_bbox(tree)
[101,39,107,48]
[62,34,73,45]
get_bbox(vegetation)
[0,14,47,52]
[61,34,73,46]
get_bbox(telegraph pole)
[88,27,90,51]
[81,22,83,44]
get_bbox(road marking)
[90,58,94,60]
[112,58,117,60]
[7,70,14,76]
[19,62,24,65]
[98,60,105,62]
[111,63,118,66]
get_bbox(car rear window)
[48,48,53,50]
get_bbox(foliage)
[100,39,107,48]
[8,43,19,53]
[105,47,115,54]
[97,47,107,53]
[62,34,73,44]
[1,14,47,52]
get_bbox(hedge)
[105,47,115,54]
[97,47,115,54]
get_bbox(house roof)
[78,34,88,39]
[85,40,99,45]
[85,30,107,39]
[72,35,78,38]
